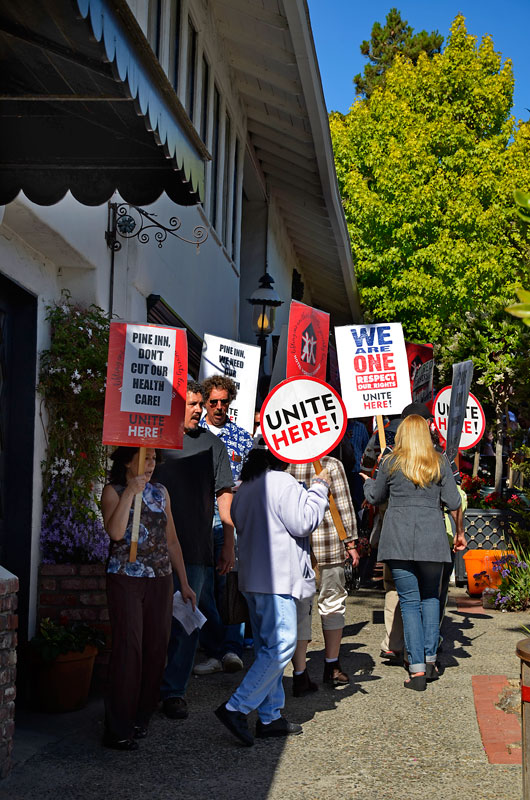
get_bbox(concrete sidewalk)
[1,587,525,800]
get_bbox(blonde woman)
[363,415,465,691]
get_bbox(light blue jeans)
[387,560,443,673]
[228,593,297,724]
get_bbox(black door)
[0,273,37,643]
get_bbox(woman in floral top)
[101,447,195,751]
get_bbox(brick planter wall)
[38,564,111,688]
[0,566,18,779]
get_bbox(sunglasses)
[208,398,230,407]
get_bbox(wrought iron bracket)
[105,202,208,252]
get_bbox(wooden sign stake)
[129,447,146,562]
[376,415,387,453]
[313,459,348,542]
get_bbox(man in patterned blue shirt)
[195,375,254,674]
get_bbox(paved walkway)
[1,586,525,800]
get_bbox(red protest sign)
[260,377,347,464]
[406,341,434,411]
[102,322,187,449]
[286,301,330,381]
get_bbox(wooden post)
[129,447,146,562]
[376,415,386,453]
[473,451,480,477]
[516,637,530,798]
[313,459,348,542]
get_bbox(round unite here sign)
[260,377,347,464]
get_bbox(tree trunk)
[494,400,504,495]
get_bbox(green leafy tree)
[354,7,443,98]
[331,15,530,347]
[437,301,530,492]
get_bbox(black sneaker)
[255,717,302,738]
[102,731,139,751]
[214,702,254,746]
[162,697,188,719]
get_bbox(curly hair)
[201,374,237,403]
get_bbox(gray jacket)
[363,456,461,563]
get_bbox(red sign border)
[260,376,347,464]
[433,386,486,451]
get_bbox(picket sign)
[102,321,188,562]
[260,377,349,542]
[198,333,261,434]
[334,322,409,457]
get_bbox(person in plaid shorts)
[287,456,358,694]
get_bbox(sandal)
[404,674,426,692]
[426,663,439,682]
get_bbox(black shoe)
[380,649,403,664]
[292,669,318,697]
[214,702,254,747]
[425,663,439,682]
[162,697,188,719]
[404,674,427,691]
[102,731,139,751]
[133,725,148,739]
[323,661,349,686]
[256,717,302,738]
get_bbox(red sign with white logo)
[260,377,347,464]
[102,322,188,449]
[406,341,434,411]
[286,301,330,382]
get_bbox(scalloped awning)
[0,0,208,206]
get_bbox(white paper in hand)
[172,591,206,635]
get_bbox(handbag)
[220,571,250,626]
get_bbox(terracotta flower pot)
[31,644,98,713]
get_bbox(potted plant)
[454,473,527,585]
[490,546,530,611]
[29,617,105,712]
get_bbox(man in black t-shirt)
[155,381,234,720]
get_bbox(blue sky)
[306,0,530,123]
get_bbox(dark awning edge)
[76,0,207,203]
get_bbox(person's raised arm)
[277,471,330,538]
[101,475,146,541]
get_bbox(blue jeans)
[228,593,297,724]
[199,518,244,658]
[161,565,225,700]
[387,560,443,673]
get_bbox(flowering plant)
[492,546,530,611]
[461,473,527,511]
[38,292,110,563]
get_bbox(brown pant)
[380,564,404,654]
[105,573,173,739]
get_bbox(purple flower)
[501,569,510,578]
